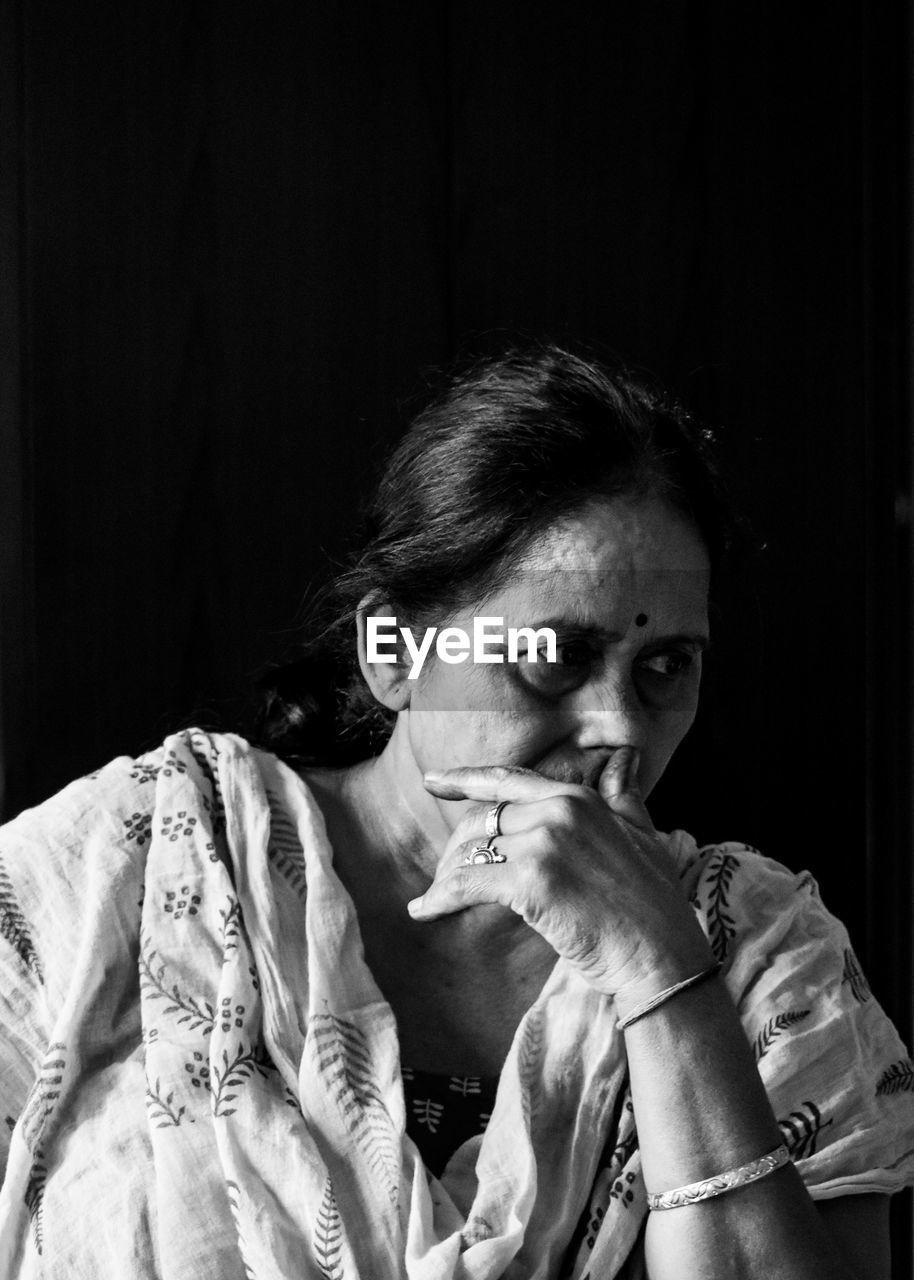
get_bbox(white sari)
[1,730,911,1278]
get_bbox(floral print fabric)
[400,1068,499,1179]
[0,729,911,1279]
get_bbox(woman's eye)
[543,639,595,668]
[638,650,695,680]
[519,638,596,695]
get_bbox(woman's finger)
[446,796,568,854]
[408,825,539,920]
[423,764,578,804]
[597,747,654,831]
[407,860,514,921]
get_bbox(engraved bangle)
[647,1144,791,1211]
[616,961,722,1031]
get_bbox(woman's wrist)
[617,960,722,1030]
[608,929,717,1022]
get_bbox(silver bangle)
[647,1144,791,1211]
[616,961,722,1031]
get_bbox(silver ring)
[485,801,509,839]
[464,840,507,866]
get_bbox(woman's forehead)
[487,567,710,633]
[514,495,710,575]
[470,498,710,632]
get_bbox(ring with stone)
[484,801,509,839]
[464,840,507,866]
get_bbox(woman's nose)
[572,670,647,752]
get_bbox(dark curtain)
[1,2,911,1267]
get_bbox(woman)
[0,345,911,1278]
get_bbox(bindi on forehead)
[635,612,649,627]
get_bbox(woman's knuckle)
[532,847,569,896]
[550,794,580,830]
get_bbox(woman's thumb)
[598,746,652,828]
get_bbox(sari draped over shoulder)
[0,730,911,1279]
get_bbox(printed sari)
[0,730,911,1278]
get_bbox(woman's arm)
[411,756,896,1279]
[620,970,886,1279]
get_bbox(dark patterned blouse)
[401,1066,500,1177]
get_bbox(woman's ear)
[356,597,412,712]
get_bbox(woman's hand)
[407,747,713,1006]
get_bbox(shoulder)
[0,749,158,960]
[677,839,825,963]
[676,837,862,1020]
[662,831,822,948]
[0,730,280,987]
[0,744,163,1150]
[0,729,254,878]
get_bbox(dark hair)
[255,342,735,764]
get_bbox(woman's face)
[398,494,710,804]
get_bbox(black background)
[1,2,911,1268]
